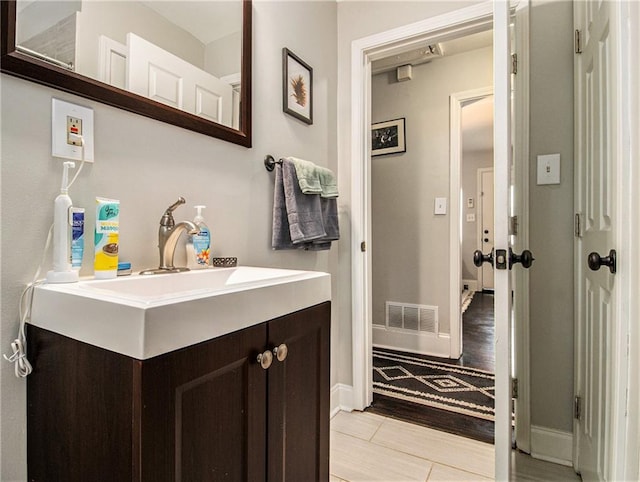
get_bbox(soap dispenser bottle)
[187,205,211,269]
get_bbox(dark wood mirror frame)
[0,0,252,147]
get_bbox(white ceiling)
[462,96,494,153]
[141,1,242,45]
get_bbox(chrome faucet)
[141,197,199,274]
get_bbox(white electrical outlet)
[52,98,94,162]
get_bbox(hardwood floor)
[459,292,495,372]
[368,392,495,444]
[368,292,497,443]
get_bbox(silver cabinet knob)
[257,350,273,369]
[273,343,288,362]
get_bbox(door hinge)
[574,213,583,237]
[512,378,518,399]
[511,53,518,75]
[575,29,582,54]
[509,215,519,236]
[360,241,367,252]
[574,395,582,420]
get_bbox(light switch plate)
[466,213,476,222]
[537,153,560,185]
[434,197,447,215]
[52,98,94,162]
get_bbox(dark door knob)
[484,238,490,243]
[484,229,489,234]
[473,249,494,267]
[588,249,616,274]
[509,248,535,269]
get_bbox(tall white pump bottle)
[47,161,79,283]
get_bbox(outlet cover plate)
[434,197,447,215]
[52,98,94,162]
[536,153,560,185]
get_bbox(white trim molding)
[530,425,574,467]
[610,1,640,479]
[512,0,532,455]
[450,86,494,359]
[372,333,451,359]
[330,383,354,418]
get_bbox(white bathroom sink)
[30,266,331,359]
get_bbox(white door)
[127,33,233,126]
[574,1,618,479]
[478,168,495,290]
[492,1,513,479]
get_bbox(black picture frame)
[282,48,313,125]
[371,118,406,156]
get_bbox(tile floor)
[330,410,582,481]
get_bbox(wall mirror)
[1,0,252,147]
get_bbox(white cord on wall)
[4,134,87,378]
[3,224,54,377]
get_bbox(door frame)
[349,0,494,411]
[349,0,520,476]
[450,87,493,359]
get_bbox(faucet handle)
[165,197,186,214]
[160,197,186,227]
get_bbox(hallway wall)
[370,47,493,336]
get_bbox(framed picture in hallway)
[283,48,313,125]
[371,118,406,156]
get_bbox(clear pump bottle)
[186,205,211,269]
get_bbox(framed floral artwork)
[283,48,313,125]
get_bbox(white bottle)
[187,205,211,269]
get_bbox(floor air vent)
[385,302,438,334]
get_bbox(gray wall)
[370,47,493,334]
[0,2,337,479]
[528,0,575,432]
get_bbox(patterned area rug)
[372,348,495,421]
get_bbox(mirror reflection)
[16,1,243,129]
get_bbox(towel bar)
[264,154,284,172]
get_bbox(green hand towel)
[288,157,339,198]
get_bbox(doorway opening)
[349,2,530,476]
[366,35,498,441]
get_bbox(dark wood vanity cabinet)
[27,302,330,482]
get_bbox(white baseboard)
[373,326,451,358]
[530,425,573,466]
[330,383,354,418]
[463,279,478,292]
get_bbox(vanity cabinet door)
[26,326,137,482]
[139,322,267,482]
[266,302,331,482]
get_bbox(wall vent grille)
[385,302,439,334]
